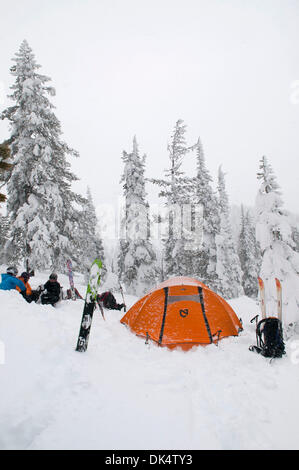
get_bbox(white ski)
[258,277,266,319]
[275,278,282,322]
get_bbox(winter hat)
[7,266,18,276]
[49,273,58,281]
[21,272,30,282]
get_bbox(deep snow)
[0,268,299,450]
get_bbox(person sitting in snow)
[16,272,42,303]
[97,291,125,311]
[0,266,26,294]
[39,273,62,306]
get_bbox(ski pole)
[119,280,127,312]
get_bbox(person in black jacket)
[40,273,61,306]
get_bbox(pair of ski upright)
[250,277,285,358]
[257,277,282,321]
[66,259,84,300]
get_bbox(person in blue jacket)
[0,266,26,292]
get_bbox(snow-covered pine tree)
[0,214,10,263]
[255,156,299,326]
[76,187,106,279]
[238,205,260,298]
[290,216,299,254]
[118,136,158,296]
[151,119,194,277]
[1,40,84,271]
[192,137,219,289]
[0,141,13,203]
[292,225,299,253]
[215,166,243,299]
[0,141,12,262]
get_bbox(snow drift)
[1,269,299,450]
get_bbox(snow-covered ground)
[1,268,299,450]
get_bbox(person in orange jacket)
[16,272,41,303]
[17,272,32,295]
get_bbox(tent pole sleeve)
[158,287,169,345]
[198,287,213,343]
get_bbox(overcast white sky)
[0,0,299,214]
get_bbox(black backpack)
[98,291,117,309]
[249,316,286,358]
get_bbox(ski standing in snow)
[65,260,83,300]
[76,258,102,352]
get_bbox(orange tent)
[120,276,243,350]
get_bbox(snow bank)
[1,272,299,450]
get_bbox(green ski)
[75,258,102,352]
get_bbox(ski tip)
[92,258,102,266]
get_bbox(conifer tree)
[255,156,299,325]
[76,187,106,278]
[292,226,299,253]
[238,205,260,297]
[0,141,13,203]
[192,137,219,288]
[118,137,158,295]
[151,119,193,277]
[1,40,84,270]
[215,166,243,298]
[0,214,10,263]
[290,216,299,254]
